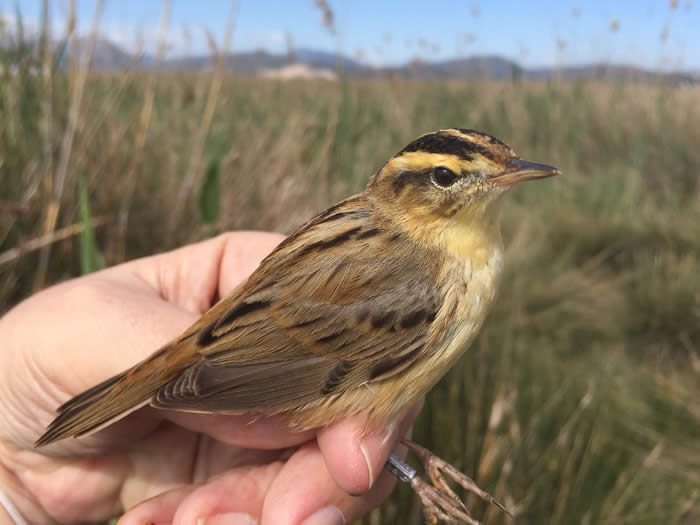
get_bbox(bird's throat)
[442,198,504,264]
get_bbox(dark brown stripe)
[320,208,370,225]
[391,168,431,196]
[199,299,271,345]
[356,227,381,239]
[197,321,218,346]
[442,199,467,217]
[218,299,271,328]
[297,226,363,257]
[313,196,366,222]
[315,199,346,220]
[321,360,355,395]
[204,315,266,344]
[400,308,437,329]
[371,310,396,329]
[317,330,345,344]
[399,132,500,162]
[274,200,361,253]
[320,211,350,222]
[370,345,423,380]
[292,316,323,329]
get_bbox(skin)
[0,232,421,524]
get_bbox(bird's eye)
[432,167,458,188]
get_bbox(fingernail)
[302,505,346,525]
[359,422,396,489]
[197,513,258,525]
[358,441,374,488]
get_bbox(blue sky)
[4,0,699,70]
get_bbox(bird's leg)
[385,440,510,524]
[386,453,475,524]
[403,439,510,515]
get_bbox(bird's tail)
[35,340,193,447]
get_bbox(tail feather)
[56,372,124,413]
[35,341,193,447]
[36,371,148,446]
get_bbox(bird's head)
[367,128,560,251]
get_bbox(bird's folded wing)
[153,216,443,413]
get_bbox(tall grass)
[1,12,700,525]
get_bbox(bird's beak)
[491,159,561,186]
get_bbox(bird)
[36,128,560,523]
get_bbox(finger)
[173,462,283,525]
[316,399,423,495]
[119,427,288,516]
[118,485,197,525]
[216,231,284,296]
[120,482,269,525]
[261,441,399,525]
[119,404,421,525]
[127,231,282,315]
[120,460,284,525]
[164,411,315,450]
[131,439,401,525]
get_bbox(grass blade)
[77,174,102,274]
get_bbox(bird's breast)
[422,244,504,382]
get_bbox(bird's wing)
[153,199,443,413]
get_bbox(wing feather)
[154,197,444,414]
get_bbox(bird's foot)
[388,439,510,525]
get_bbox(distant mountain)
[136,48,366,74]
[64,36,134,69]
[160,49,284,72]
[294,48,366,72]
[382,55,522,79]
[526,63,696,84]
[51,36,696,84]
[383,56,695,83]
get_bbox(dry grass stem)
[0,218,106,266]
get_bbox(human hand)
[0,232,421,524]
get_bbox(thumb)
[316,399,424,495]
